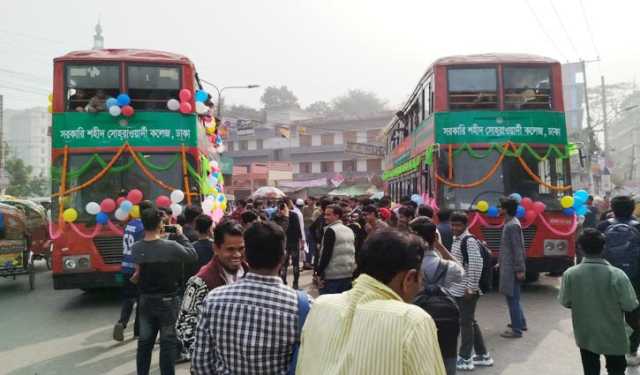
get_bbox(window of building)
[321,161,334,173]
[227,141,234,152]
[127,65,181,110]
[448,67,498,110]
[65,64,120,112]
[299,162,312,174]
[342,160,357,172]
[367,158,382,171]
[256,139,263,150]
[239,140,248,151]
[367,129,379,143]
[343,131,357,144]
[299,134,312,147]
[503,66,552,110]
[321,133,335,146]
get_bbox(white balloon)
[109,105,122,117]
[167,99,180,111]
[85,202,101,215]
[210,160,219,169]
[216,144,226,153]
[202,199,214,213]
[170,189,185,204]
[115,208,129,221]
[170,203,183,217]
[195,101,208,115]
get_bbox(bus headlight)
[544,240,556,253]
[63,258,77,270]
[556,240,568,253]
[544,240,568,255]
[63,255,91,271]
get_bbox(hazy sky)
[1,0,639,110]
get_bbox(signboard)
[219,155,234,175]
[434,111,567,145]
[345,142,385,157]
[52,112,198,148]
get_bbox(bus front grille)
[93,236,124,265]
[479,225,537,253]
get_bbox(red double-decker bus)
[383,53,577,278]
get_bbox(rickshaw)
[0,202,35,290]
[0,196,51,269]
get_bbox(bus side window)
[127,65,180,111]
[65,65,120,112]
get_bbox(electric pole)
[601,75,609,157]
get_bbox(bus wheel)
[525,271,539,283]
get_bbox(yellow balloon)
[130,205,141,219]
[477,200,489,213]
[221,201,227,211]
[560,195,574,209]
[63,208,78,223]
[206,126,216,136]
[47,104,53,113]
[48,93,53,103]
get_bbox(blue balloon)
[96,212,109,225]
[562,207,576,216]
[411,194,423,205]
[120,200,133,213]
[106,97,118,108]
[516,205,526,218]
[509,193,522,203]
[195,90,208,103]
[575,205,588,216]
[217,194,225,203]
[487,206,499,217]
[574,189,589,202]
[117,93,131,106]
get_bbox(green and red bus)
[383,53,577,277]
[50,49,219,289]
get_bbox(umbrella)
[251,186,286,199]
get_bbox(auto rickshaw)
[0,202,34,290]
[0,196,51,269]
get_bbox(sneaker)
[500,329,523,339]
[302,263,313,270]
[113,323,125,342]
[456,356,474,371]
[473,353,494,367]
[627,352,640,367]
[508,323,528,331]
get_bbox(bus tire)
[525,271,539,283]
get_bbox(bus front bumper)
[525,256,574,274]
[53,271,122,290]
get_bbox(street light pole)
[200,79,260,117]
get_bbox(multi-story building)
[3,107,51,178]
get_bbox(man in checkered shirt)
[192,221,312,374]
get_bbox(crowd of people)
[108,190,640,375]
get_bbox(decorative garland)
[435,144,508,188]
[382,155,423,181]
[468,211,578,236]
[453,142,576,161]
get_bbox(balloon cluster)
[167,89,209,115]
[477,193,546,223]
[107,94,135,118]
[560,189,589,217]
[154,190,185,218]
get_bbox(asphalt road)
[1,261,638,375]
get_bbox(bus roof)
[433,53,559,66]
[53,49,194,65]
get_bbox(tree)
[305,101,333,117]
[260,86,299,110]
[4,158,48,197]
[332,89,386,116]
[225,105,264,121]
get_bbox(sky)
[1,0,639,110]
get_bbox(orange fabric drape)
[180,145,192,205]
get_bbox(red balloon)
[156,195,171,208]
[179,89,192,102]
[100,198,116,213]
[179,102,192,114]
[521,197,533,209]
[127,189,143,205]
[532,201,546,214]
[122,105,135,117]
[525,210,537,223]
[116,197,126,206]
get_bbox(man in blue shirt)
[113,200,153,342]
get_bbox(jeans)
[443,356,457,375]
[455,295,487,359]
[505,280,527,335]
[579,348,625,375]
[281,243,300,286]
[319,277,352,295]
[118,278,139,336]
[305,229,316,265]
[137,294,179,375]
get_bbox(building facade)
[3,107,52,179]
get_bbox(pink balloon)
[521,197,533,209]
[179,89,192,102]
[100,198,116,213]
[525,210,537,223]
[179,101,192,114]
[122,105,135,117]
[532,201,546,214]
[212,208,224,223]
[116,197,126,206]
[156,195,171,208]
[127,189,143,205]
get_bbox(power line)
[0,68,50,82]
[578,0,600,59]
[0,29,64,45]
[549,0,581,59]
[522,0,568,62]
[0,85,48,96]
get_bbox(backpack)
[603,219,640,283]
[413,262,460,359]
[461,235,494,293]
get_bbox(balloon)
[130,205,141,219]
[563,207,576,216]
[195,101,208,115]
[170,203,183,217]
[217,194,226,203]
[170,190,185,204]
[516,205,526,218]
[115,208,129,221]
[48,93,53,102]
[487,206,499,218]
[476,200,489,213]
[106,98,118,108]
[576,205,588,216]
[120,200,133,213]
[116,93,131,106]
[167,98,180,111]
[202,199,214,213]
[116,197,126,206]
[109,105,122,117]
[179,101,192,114]
[560,195,574,209]
[525,210,537,223]
[574,190,589,202]
[156,195,171,208]
[179,89,192,102]
[521,197,533,209]
[63,208,78,223]
[100,198,116,213]
[121,105,135,117]
[195,90,208,102]
[96,212,109,225]
[127,189,143,205]
[47,104,53,113]
[210,160,219,169]
[532,201,546,214]
[85,202,101,215]
[509,193,522,203]
[212,208,224,222]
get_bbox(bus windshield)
[503,66,552,110]
[448,67,498,110]
[127,65,180,110]
[66,64,120,112]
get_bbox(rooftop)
[54,49,194,64]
